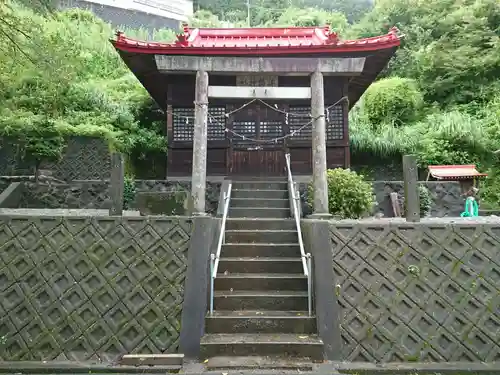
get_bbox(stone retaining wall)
[16,180,221,215]
[300,181,465,218]
[330,220,500,362]
[0,216,192,361]
[15,178,464,218]
[373,181,464,217]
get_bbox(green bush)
[308,168,374,219]
[418,185,432,217]
[403,184,432,217]
[362,77,424,127]
[480,167,500,209]
[123,177,136,210]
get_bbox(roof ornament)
[176,23,190,46]
[322,24,339,45]
[327,31,339,45]
[115,30,124,41]
[389,26,402,38]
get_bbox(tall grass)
[350,107,491,161]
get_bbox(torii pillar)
[310,70,331,218]
[191,70,209,215]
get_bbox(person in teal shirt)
[461,186,479,217]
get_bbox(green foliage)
[1,0,500,200]
[0,4,169,163]
[418,185,432,217]
[308,168,374,219]
[349,0,500,106]
[480,167,500,210]
[341,0,498,179]
[297,0,373,22]
[123,177,136,210]
[190,10,223,27]
[401,185,432,218]
[413,111,489,167]
[22,119,66,169]
[350,106,492,170]
[193,0,372,25]
[273,7,348,31]
[362,77,424,127]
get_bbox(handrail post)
[210,183,232,316]
[307,253,312,317]
[209,253,215,315]
[285,153,313,316]
[293,183,302,219]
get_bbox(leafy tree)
[296,0,373,22]
[349,0,500,106]
[273,7,348,31]
[0,5,168,159]
[190,10,223,27]
[2,0,500,208]
[362,77,424,128]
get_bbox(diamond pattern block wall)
[0,216,192,361]
[0,136,110,181]
[330,222,500,362]
[43,137,111,181]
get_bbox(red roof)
[112,25,402,55]
[428,165,488,180]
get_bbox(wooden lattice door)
[230,103,286,176]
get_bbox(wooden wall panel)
[168,148,192,176]
[207,148,227,175]
[166,74,350,177]
[231,150,285,176]
[231,151,252,175]
[260,150,286,176]
[288,147,312,175]
[327,147,345,169]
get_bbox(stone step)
[224,230,298,243]
[231,182,288,191]
[226,218,296,231]
[231,189,288,200]
[215,273,307,291]
[218,257,303,274]
[206,356,314,371]
[205,310,316,334]
[231,198,289,209]
[200,333,323,360]
[221,243,301,258]
[213,290,308,311]
[229,207,290,218]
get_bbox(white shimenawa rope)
[167,97,348,144]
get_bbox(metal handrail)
[209,183,232,315]
[285,153,312,316]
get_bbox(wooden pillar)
[191,70,209,215]
[109,152,124,216]
[310,70,330,218]
[403,154,420,222]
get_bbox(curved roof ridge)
[112,25,402,55]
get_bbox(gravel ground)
[0,208,141,216]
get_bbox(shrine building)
[111,25,401,178]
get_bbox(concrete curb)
[0,362,180,374]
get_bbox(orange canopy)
[427,165,487,180]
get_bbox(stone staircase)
[200,180,324,364]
